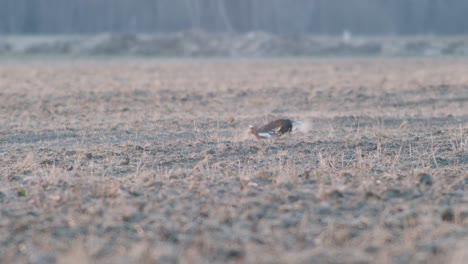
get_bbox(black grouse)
[249,119,302,139]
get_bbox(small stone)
[246,182,258,188]
[65,150,76,156]
[120,157,130,165]
[287,195,300,202]
[441,208,454,222]
[135,145,144,150]
[417,243,440,254]
[458,210,468,224]
[217,143,231,152]
[298,170,311,179]
[365,191,382,201]
[225,248,244,259]
[326,190,344,199]
[341,172,353,183]
[341,172,353,178]
[159,255,177,264]
[417,173,433,187]
[205,149,215,155]
[315,206,333,215]
[365,246,380,253]
[382,188,402,200]
[40,159,55,166]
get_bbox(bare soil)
[0,58,467,264]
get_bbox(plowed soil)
[0,58,467,263]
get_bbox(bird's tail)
[291,121,304,132]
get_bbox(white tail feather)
[292,121,304,131]
[258,132,273,138]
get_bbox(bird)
[249,119,303,139]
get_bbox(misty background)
[2,0,468,35]
[1,0,468,57]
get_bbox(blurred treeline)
[1,0,467,35]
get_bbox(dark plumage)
[249,119,301,139]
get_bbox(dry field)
[0,58,467,264]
